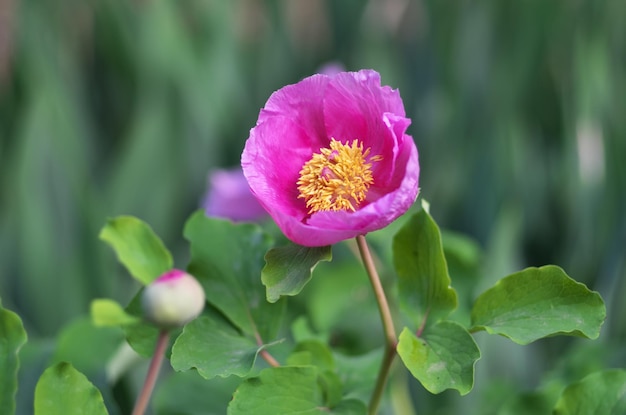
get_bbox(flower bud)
[141,269,205,328]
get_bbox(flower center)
[297,138,382,213]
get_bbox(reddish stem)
[132,330,169,415]
[254,330,280,367]
[356,235,397,415]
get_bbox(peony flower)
[203,168,268,222]
[241,69,419,247]
[316,62,345,76]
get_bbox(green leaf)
[123,321,162,358]
[122,291,162,357]
[291,316,328,344]
[227,366,366,415]
[288,341,341,407]
[470,265,606,344]
[51,317,124,376]
[327,399,367,415]
[393,206,458,326]
[171,316,263,378]
[262,244,332,303]
[34,362,109,415]
[184,213,285,341]
[90,299,141,326]
[397,321,480,395]
[318,371,344,409]
[0,303,28,415]
[287,340,335,372]
[99,216,173,285]
[334,349,382,404]
[304,260,378,353]
[442,231,483,326]
[153,370,240,415]
[553,369,626,415]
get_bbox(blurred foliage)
[0,0,625,414]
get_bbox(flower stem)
[132,330,169,415]
[355,235,397,415]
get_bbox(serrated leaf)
[397,321,480,395]
[227,366,366,415]
[470,265,606,344]
[171,316,262,378]
[262,244,332,302]
[0,303,28,415]
[553,369,626,414]
[184,212,285,342]
[393,207,458,326]
[90,299,141,326]
[34,362,109,415]
[100,216,173,285]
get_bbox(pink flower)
[317,62,345,76]
[203,168,268,222]
[241,69,419,246]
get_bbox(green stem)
[356,235,397,415]
[132,330,169,415]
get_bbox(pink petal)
[203,168,268,222]
[241,69,420,247]
[243,116,318,219]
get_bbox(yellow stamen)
[297,138,382,214]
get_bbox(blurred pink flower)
[203,168,268,222]
[241,69,419,246]
[317,62,345,76]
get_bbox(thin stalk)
[254,331,281,367]
[132,330,170,415]
[260,349,281,367]
[355,235,397,415]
